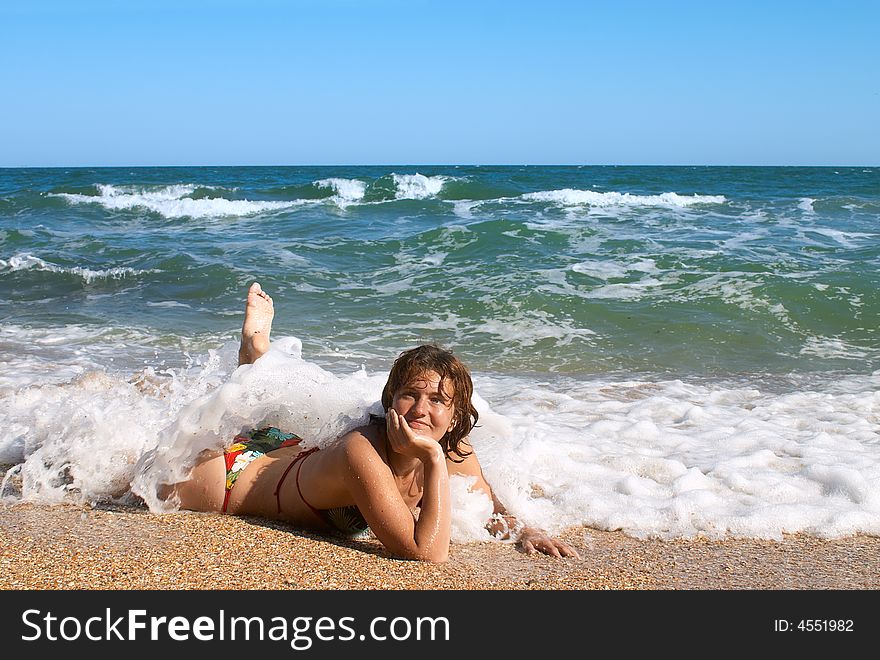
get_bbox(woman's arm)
[447,439,580,559]
[338,413,451,562]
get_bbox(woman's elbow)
[423,550,448,563]
[414,551,448,563]
[395,545,449,563]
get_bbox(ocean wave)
[671,272,796,326]
[570,258,660,281]
[798,197,816,212]
[391,173,455,199]
[314,178,367,208]
[476,311,596,347]
[51,184,304,219]
[0,253,155,283]
[521,189,727,208]
[799,336,870,361]
[804,226,875,248]
[45,179,726,215]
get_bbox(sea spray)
[5,371,165,505]
[131,337,385,511]
[51,184,305,218]
[3,335,880,540]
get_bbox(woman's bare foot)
[239,282,274,365]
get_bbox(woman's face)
[391,370,455,442]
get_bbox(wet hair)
[380,344,479,462]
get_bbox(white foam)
[449,475,495,543]
[522,189,727,208]
[372,277,416,295]
[451,200,481,219]
[536,260,671,303]
[391,173,450,199]
[800,336,870,360]
[720,228,768,251]
[145,300,192,309]
[419,251,447,267]
[571,258,660,281]
[4,338,880,542]
[583,277,665,300]
[798,197,816,212]
[475,311,596,347]
[571,260,630,280]
[807,226,874,248]
[52,184,302,219]
[468,373,880,539]
[130,337,387,511]
[314,178,366,208]
[0,253,154,283]
[672,272,795,326]
[0,323,222,390]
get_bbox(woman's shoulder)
[335,422,385,458]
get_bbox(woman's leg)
[238,282,274,365]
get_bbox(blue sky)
[1,0,877,166]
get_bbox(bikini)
[223,426,369,537]
[222,426,303,513]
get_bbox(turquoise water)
[3,166,880,539]
[2,165,877,379]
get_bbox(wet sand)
[2,503,879,590]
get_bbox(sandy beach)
[2,503,878,590]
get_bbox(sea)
[1,165,878,541]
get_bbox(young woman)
[171,283,579,562]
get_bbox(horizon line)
[1,163,877,169]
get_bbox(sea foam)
[0,253,153,283]
[3,337,879,542]
[314,178,367,208]
[522,189,727,207]
[472,373,880,540]
[391,173,451,199]
[53,184,303,219]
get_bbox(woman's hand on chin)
[386,409,444,463]
[518,526,581,559]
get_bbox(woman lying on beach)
[170,283,579,562]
